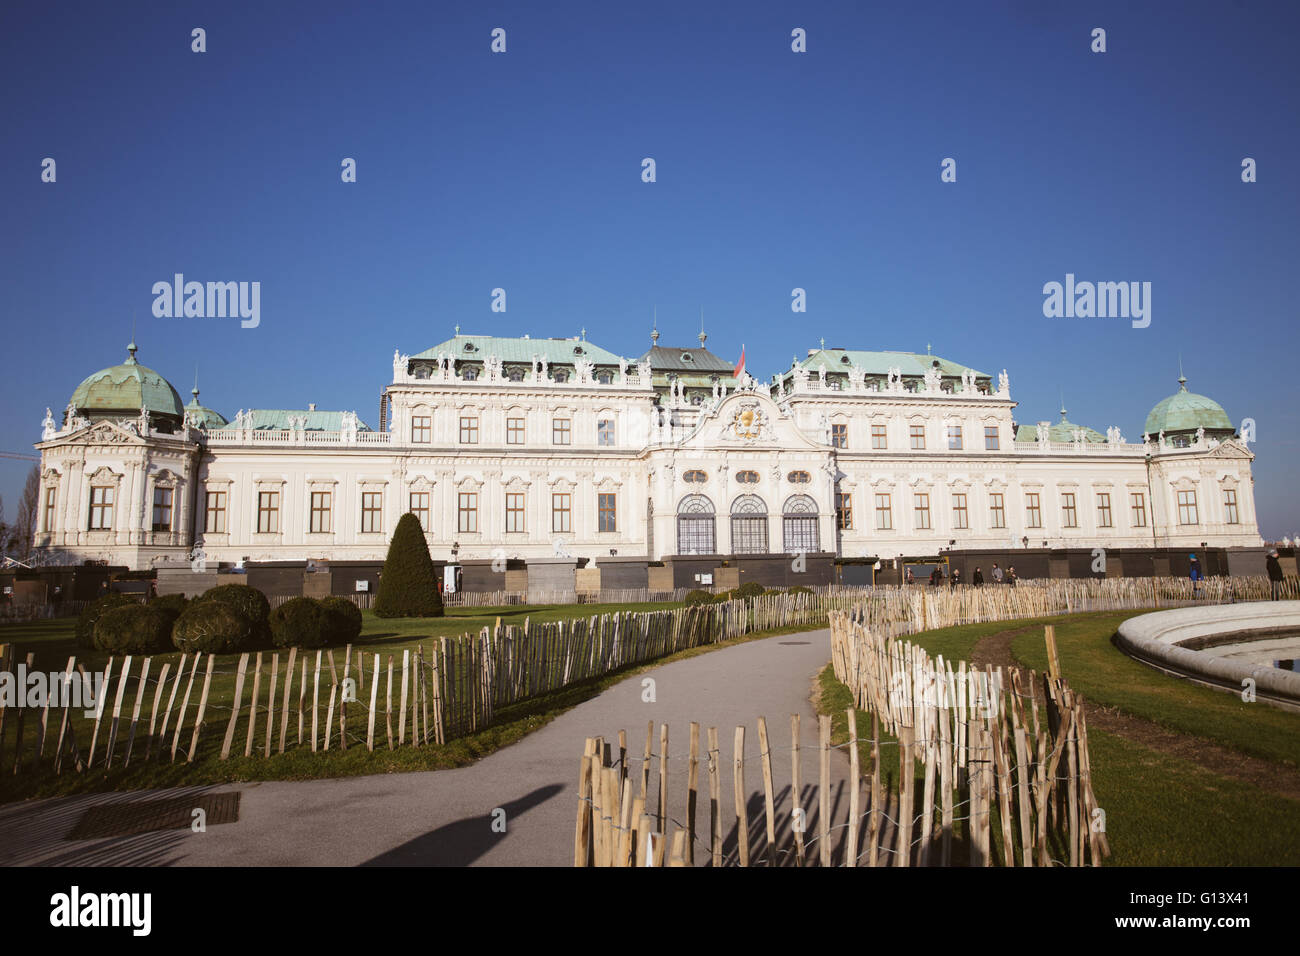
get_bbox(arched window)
[730,494,769,554]
[553,369,569,383]
[677,494,716,555]
[462,366,478,381]
[783,494,820,553]
[597,371,612,384]
[507,367,524,382]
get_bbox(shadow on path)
[360,784,563,867]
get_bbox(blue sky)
[2,0,1297,536]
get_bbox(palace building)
[30,330,1264,592]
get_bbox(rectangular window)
[831,423,847,449]
[204,490,227,533]
[553,418,572,445]
[458,415,479,444]
[1128,494,1149,530]
[458,492,478,533]
[984,426,1000,451]
[835,493,853,531]
[89,486,114,531]
[947,426,963,451]
[871,424,887,450]
[552,493,572,533]
[411,415,431,444]
[410,491,430,531]
[597,493,617,532]
[875,493,892,530]
[42,486,57,533]
[151,487,173,533]
[597,419,615,447]
[952,493,968,530]
[990,493,1005,529]
[1061,492,1077,528]
[1130,492,1147,528]
[506,416,525,445]
[1223,488,1239,524]
[910,424,925,450]
[361,491,383,533]
[309,490,332,533]
[914,493,931,530]
[257,490,280,534]
[1177,490,1198,525]
[1025,492,1042,529]
[1097,493,1112,528]
[505,492,525,533]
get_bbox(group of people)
[907,562,1016,588]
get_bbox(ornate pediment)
[83,420,145,445]
[1203,439,1253,460]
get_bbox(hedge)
[270,597,327,649]
[172,601,250,654]
[199,583,271,644]
[75,592,136,649]
[93,604,171,654]
[320,596,363,646]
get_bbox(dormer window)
[462,367,478,381]
[553,369,569,383]
[573,346,585,356]
[463,342,476,352]
[680,353,693,363]
[840,355,851,364]
[508,368,524,382]
[597,371,612,384]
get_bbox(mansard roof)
[637,345,735,373]
[411,333,625,366]
[791,348,990,380]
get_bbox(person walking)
[1267,549,1285,600]
[972,567,984,587]
[906,567,915,586]
[930,566,942,588]
[992,563,1003,585]
[951,567,961,589]
[1188,553,1203,599]
[1006,566,1017,588]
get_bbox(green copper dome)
[183,385,228,429]
[1015,405,1106,443]
[69,342,186,424]
[1143,376,1233,437]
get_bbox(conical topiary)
[374,512,445,617]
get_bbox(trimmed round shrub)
[320,596,363,647]
[75,592,136,649]
[94,603,171,654]
[734,581,765,599]
[172,601,251,654]
[199,583,271,643]
[270,597,327,648]
[374,512,445,618]
[684,589,716,605]
[148,593,190,631]
[786,584,814,596]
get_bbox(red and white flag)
[733,345,746,379]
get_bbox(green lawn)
[815,609,1300,866]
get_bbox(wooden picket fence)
[0,576,1288,778]
[576,618,1106,866]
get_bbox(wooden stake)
[708,726,721,867]
[686,721,699,866]
[818,714,831,867]
[245,651,263,758]
[221,653,251,761]
[187,654,215,762]
[733,725,749,867]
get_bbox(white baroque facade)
[32,335,1263,570]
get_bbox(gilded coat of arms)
[730,403,766,441]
